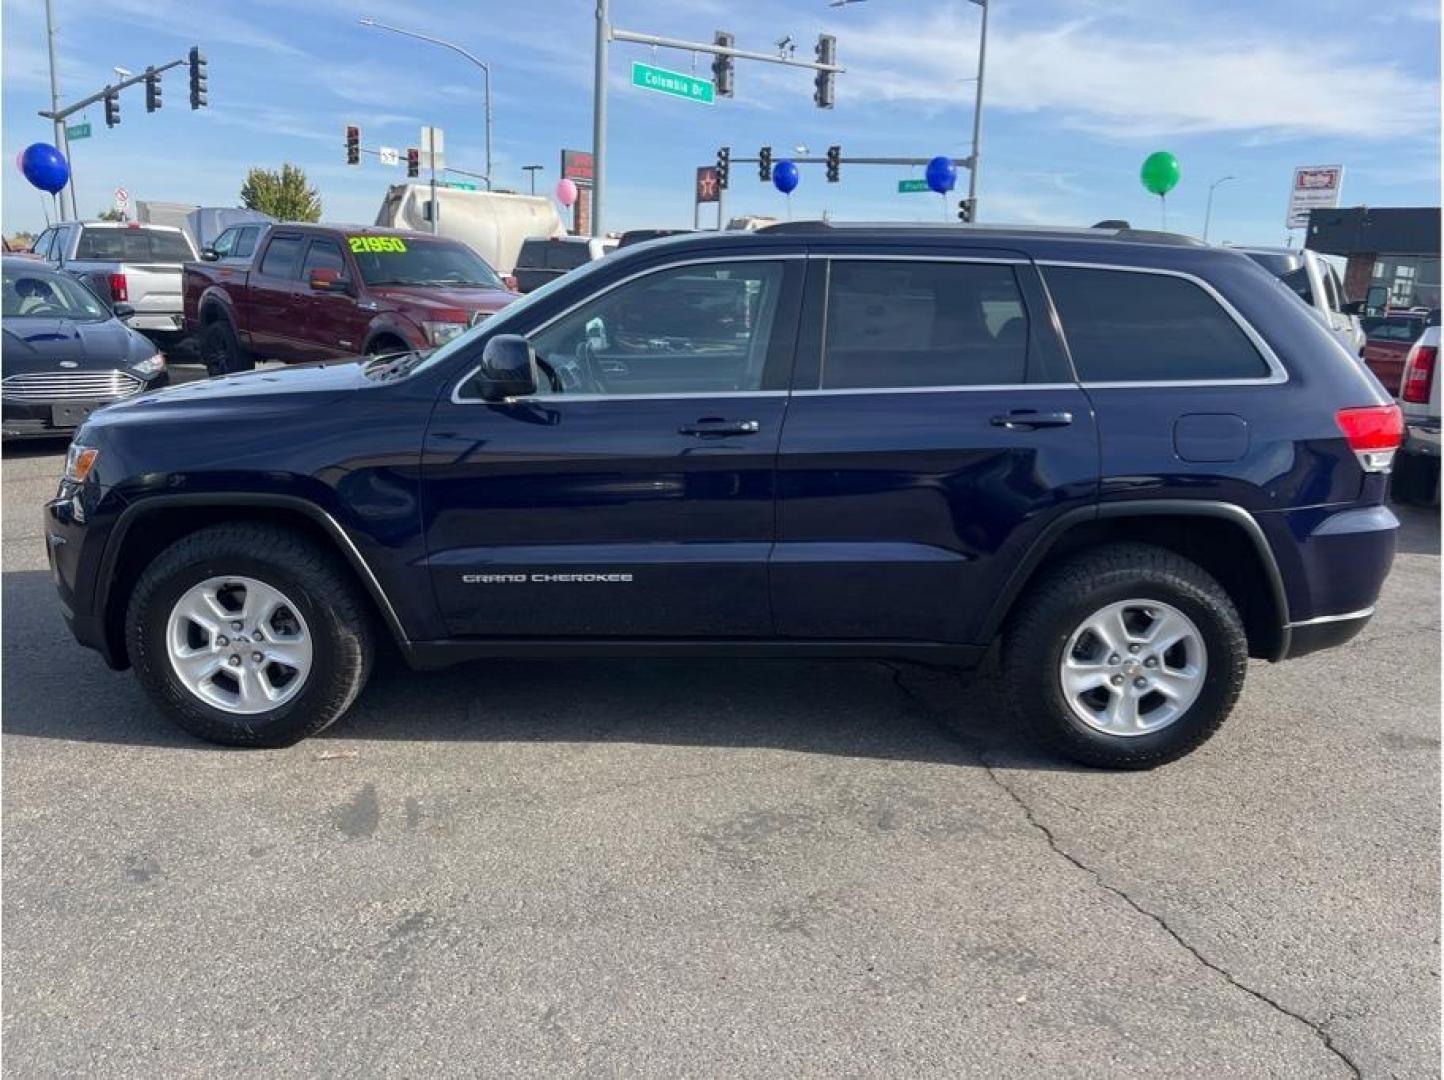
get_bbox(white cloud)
[835,10,1439,139]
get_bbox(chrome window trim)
[820,253,1029,265]
[449,254,804,405]
[1285,606,1374,629]
[794,383,1078,397]
[1036,260,1289,388]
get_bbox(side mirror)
[477,334,538,401]
[201,247,220,262]
[308,267,349,293]
[112,302,135,318]
[1342,300,1365,316]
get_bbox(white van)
[375,185,564,275]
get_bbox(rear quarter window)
[516,240,549,268]
[1044,266,1272,383]
[546,242,592,271]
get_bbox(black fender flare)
[977,499,1292,661]
[96,492,413,656]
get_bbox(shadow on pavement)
[2,567,1071,771]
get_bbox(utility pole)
[966,0,989,221]
[44,0,77,219]
[523,165,543,195]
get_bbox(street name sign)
[631,61,715,105]
[897,178,930,193]
[66,122,92,141]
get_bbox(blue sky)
[3,0,1439,243]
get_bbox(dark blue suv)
[44,223,1402,767]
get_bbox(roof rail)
[756,219,1205,246]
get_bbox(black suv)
[46,223,1402,767]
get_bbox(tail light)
[1402,345,1437,404]
[108,272,128,302]
[1335,404,1403,472]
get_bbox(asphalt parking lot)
[2,390,1438,1077]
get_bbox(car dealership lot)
[2,438,1438,1076]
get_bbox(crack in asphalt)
[877,660,1364,1080]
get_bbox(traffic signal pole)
[43,0,77,219]
[590,2,844,238]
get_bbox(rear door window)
[516,240,548,269]
[820,260,1030,389]
[75,227,193,262]
[547,242,592,271]
[257,236,304,280]
[1044,266,1271,383]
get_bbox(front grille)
[1,370,144,403]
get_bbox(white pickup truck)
[28,221,198,346]
[1394,324,1441,505]
[1231,246,1365,355]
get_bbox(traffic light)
[716,146,730,190]
[406,148,420,178]
[813,34,836,109]
[758,145,772,182]
[104,90,120,128]
[826,144,841,183]
[346,125,360,166]
[712,32,734,98]
[144,67,162,113]
[188,46,207,109]
[957,197,976,223]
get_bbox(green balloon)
[1140,151,1180,196]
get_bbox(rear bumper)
[125,313,184,335]
[1403,419,1440,457]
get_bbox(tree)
[239,163,321,222]
[96,207,125,222]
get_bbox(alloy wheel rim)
[1059,599,1207,737]
[165,575,312,715]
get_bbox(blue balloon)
[21,142,69,194]
[772,159,800,195]
[925,155,957,195]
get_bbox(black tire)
[200,318,254,378]
[366,336,410,358]
[126,523,374,747]
[1001,543,1247,769]
[1391,453,1439,507]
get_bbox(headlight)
[131,352,166,378]
[64,443,100,484]
[422,321,467,346]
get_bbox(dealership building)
[1306,206,1441,310]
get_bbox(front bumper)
[45,486,127,669]
[1282,607,1374,659]
[3,380,166,439]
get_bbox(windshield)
[2,266,109,320]
[410,252,619,375]
[348,236,504,289]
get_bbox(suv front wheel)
[1002,543,1248,769]
[126,523,375,747]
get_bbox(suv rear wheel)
[1002,543,1247,769]
[126,523,374,747]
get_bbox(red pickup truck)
[183,224,518,375]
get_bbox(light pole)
[966,0,988,220]
[1202,175,1236,243]
[591,0,608,238]
[357,17,493,190]
[522,164,543,195]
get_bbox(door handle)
[990,409,1074,430]
[678,418,761,437]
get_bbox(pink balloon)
[555,178,578,207]
[15,150,25,175]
